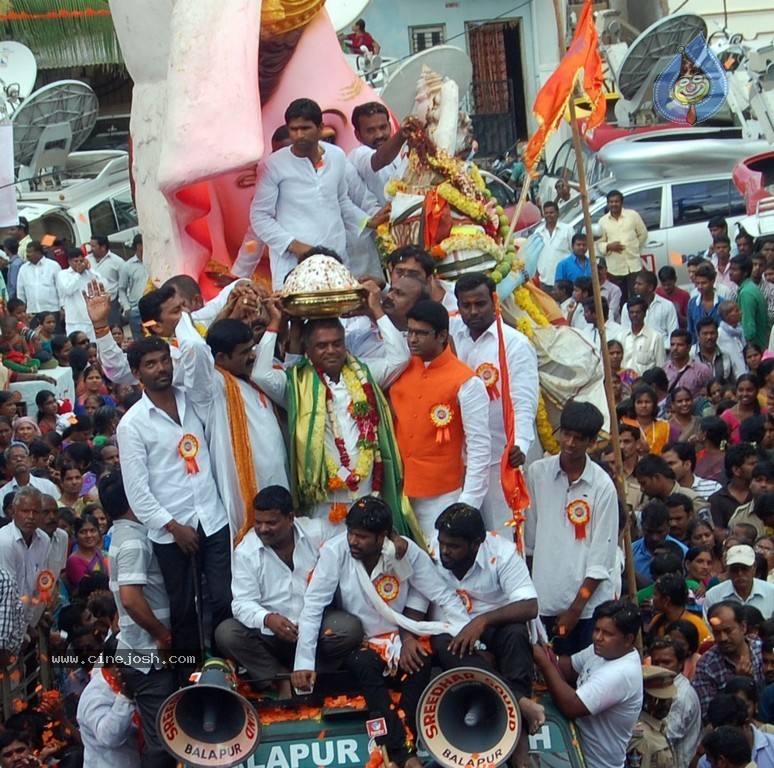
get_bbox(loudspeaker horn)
[156,658,260,767]
[417,667,521,768]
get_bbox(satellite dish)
[11,81,99,170]
[0,41,37,111]
[325,0,372,34]
[616,14,707,101]
[381,45,473,123]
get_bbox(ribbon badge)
[430,403,454,443]
[374,574,400,603]
[178,434,200,475]
[566,499,591,540]
[37,569,55,603]
[456,589,473,614]
[476,362,500,401]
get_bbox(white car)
[553,173,746,282]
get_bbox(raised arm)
[250,297,289,405]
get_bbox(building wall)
[362,0,561,130]
[667,0,774,43]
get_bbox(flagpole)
[550,0,639,611]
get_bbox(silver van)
[553,174,746,281]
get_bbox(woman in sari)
[627,385,678,455]
[65,513,107,592]
[668,386,702,443]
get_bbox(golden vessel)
[282,288,365,318]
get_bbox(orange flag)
[494,295,530,552]
[524,0,605,173]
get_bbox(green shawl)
[286,356,421,541]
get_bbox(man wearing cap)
[625,665,678,768]
[9,217,31,262]
[702,544,774,621]
[649,636,701,768]
[692,601,765,721]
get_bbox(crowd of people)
[0,96,772,768]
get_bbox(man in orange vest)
[389,300,490,542]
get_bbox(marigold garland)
[515,317,560,454]
[319,358,383,522]
[436,181,489,224]
[513,286,550,327]
[438,232,503,260]
[375,223,398,259]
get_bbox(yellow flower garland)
[514,316,560,455]
[439,232,502,258]
[375,223,398,259]
[436,181,489,223]
[514,287,550,327]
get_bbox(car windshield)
[558,178,618,224]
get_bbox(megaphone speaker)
[417,667,521,768]
[156,658,260,767]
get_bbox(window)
[622,187,663,231]
[112,189,138,231]
[671,179,746,227]
[409,24,445,53]
[88,200,117,236]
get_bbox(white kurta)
[620,294,679,350]
[348,144,405,206]
[450,318,538,533]
[249,144,369,289]
[57,267,97,338]
[253,315,410,528]
[16,258,61,313]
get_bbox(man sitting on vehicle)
[215,486,364,698]
[292,497,470,768]
[429,503,545,766]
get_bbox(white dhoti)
[410,488,462,543]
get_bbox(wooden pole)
[550,0,639,612]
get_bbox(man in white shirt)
[121,233,149,341]
[215,486,362,697]
[389,301,490,541]
[702,544,774,620]
[620,270,678,350]
[194,317,289,537]
[620,296,666,372]
[250,98,376,288]
[76,664,140,768]
[255,288,410,533]
[100,471,199,767]
[451,273,539,533]
[533,201,573,291]
[89,235,129,326]
[430,504,544,766]
[349,101,407,207]
[386,245,457,313]
[57,248,96,340]
[525,401,619,655]
[719,300,748,377]
[1,444,60,505]
[116,334,232,656]
[0,486,51,628]
[291,498,469,768]
[595,189,648,300]
[16,241,61,317]
[38,493,67,572]
[532,600,644,768]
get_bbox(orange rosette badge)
[566,499,591,540]
[374,574,400,603]
[456,589,473,613]
[178,434,200,474]
[476,362,500,401]
[37,570,55,603]
[430,403,454,444]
